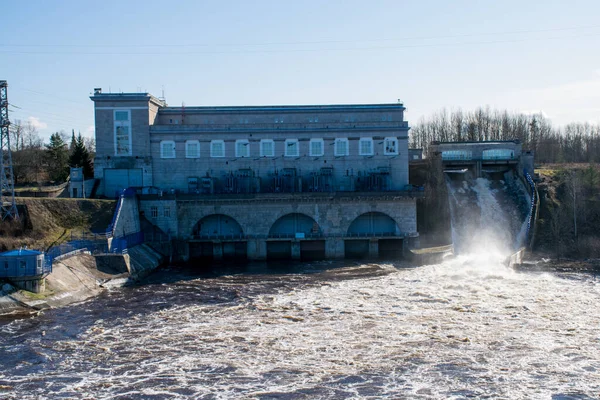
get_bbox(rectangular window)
[211,140,225,157]
[4,261,8,269]
[359,138,374,156]
[285,139,299,157]
[185,140,200,158]
[235,139,250,158]
[164,206,170,217]
[19,260,26,269]
[114,110,131,156]
[309,139,324,156]
[334,138,349,156]
[151,206,158,218]
[260,139,274,157]
[160,140,176,158]
[384,137,399,155]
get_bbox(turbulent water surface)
[1,177,599,399]
[1,259,599,399]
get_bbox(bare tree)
[83,136,96,153]
[23,121,42,149]
[9,119,23,151]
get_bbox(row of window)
[441,148,515,161]
[167,115,396,125]
[160,137,400,159]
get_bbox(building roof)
[90,92,165,107]
[431,140,520,145]
[0,249,43,257]
[160,103,406,114]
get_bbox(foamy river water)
[1,256,599,399]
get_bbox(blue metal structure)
[0,249,49,278]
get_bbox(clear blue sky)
[2,0,599,142]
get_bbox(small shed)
[70,167,85,198]
[0,249,48,293]
[409,148,423,161]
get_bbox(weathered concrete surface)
[127,244,164,280]
[0,283,31,315]
[5,253,128,312]
[0,247,163,316]
[409,245,454,265]
[505,247,527,268]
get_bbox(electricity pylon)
[0,80,19,221]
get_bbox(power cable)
[0,32,598,55]
[1,24,598,48]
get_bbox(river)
[1,257,599,399]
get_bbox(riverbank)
[0,197,115,252]
[0,244,164,317]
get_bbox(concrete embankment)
[408,244,454,265]
[0,244,164,315]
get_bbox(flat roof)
[431,140,520,145]
[90,92,165,107]
[159,103,406,114]
[0,249,42,257]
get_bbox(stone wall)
[139,195,417,240]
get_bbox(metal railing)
[45,239,109,271]
[110,231,144,254]
[189,232,405,240]
[523,169,539,250]
[192,233,246,240]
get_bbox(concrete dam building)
[91,90,421,261]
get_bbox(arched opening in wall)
[189,214,246,262]
[345,212,403,259]
[193,214,244,239]
[267,213,324,260]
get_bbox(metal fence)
[110,231,144,254]
[44,239,109,271]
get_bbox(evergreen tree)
[69,129,76,152]
[68,133,94,179]
[45,132,69,182]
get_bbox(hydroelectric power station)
[90,90,424,261]
[90,90,536,263]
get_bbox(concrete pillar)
[247,239,267,261]
[369,239,379,258]
[291,241,301,260]
[213,242,223,261]
[173,240,189,262]
[181,241,189,262]
[325,238,344,259]
[11,277,46,293]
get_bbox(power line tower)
[0,80,19,221]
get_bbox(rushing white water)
[447,176,529,255]
[1,260,599,399]
[0,175,598,398]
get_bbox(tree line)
[410,107,600,164]
[8,120,95,185]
